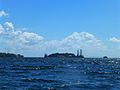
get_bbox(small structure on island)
[44,53,48,58]
[76,49,84,58]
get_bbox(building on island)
[77,49,84,58]
[44,53,48,58]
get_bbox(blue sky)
[0,0,120,57]
[1,0,120,39]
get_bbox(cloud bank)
[0,21,105,56]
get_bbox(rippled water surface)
[0,58,120,90]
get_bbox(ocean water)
[0,58,120,90]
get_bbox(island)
[0,52,24,59]
[103,56,108,59]
[44,49,84,58]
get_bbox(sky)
[0,0,120,57]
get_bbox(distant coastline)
[0,49,110,59]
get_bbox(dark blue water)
[0,58,120,90]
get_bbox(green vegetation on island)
[0,52,24,58]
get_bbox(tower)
[44,53,48,58]
[80,49,82,56]
[80,49,84,58]
[77,49,79,56]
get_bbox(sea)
[0,58,120,90]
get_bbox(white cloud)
[17,32,44,45]
[61,32,102,48]
[4,22,14,31]
[58,32,103,51]
[1,30,44,46]
[0,22,44,55]
[0,10,8,17]
[0,24,4,33]
[109,37,120,43]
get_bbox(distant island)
[0,52,24,59]
[44,49,84,58]
[103,56,108,59]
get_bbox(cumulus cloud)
[61,32,102,48]
[109,37,120,43]
[17,31,44,45]
[0,10,8,17]
[57,32,103,51]
[4,22,14,31]
[0,29,43,46]
[0,24,4,33]
[0,22,44,55]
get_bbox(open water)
[0,58,120,90]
